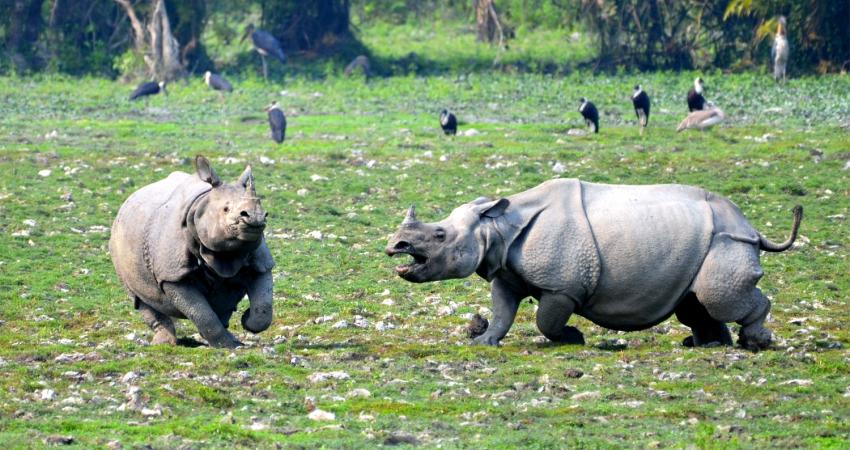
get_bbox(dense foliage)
[0,1,848,76]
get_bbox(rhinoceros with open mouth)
[387,178,801,351]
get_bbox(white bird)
[771,16,789,83]
[677,102,725,132]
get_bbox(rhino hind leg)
[536,292,584,345]
[675,293,732,347]
[138,300,177,345]
[691,237,772,351]
[736,288,772,351]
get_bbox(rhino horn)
[402,205,418,225]
[239,165,257,197]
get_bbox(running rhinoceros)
[386,179,802,351]
[110,156,274,348]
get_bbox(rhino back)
[109,172,201,303]
[579,182,714,329]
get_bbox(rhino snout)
[239,209,267,228]
[385,240,413,256]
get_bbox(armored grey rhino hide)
[110,156,275,348]
[386,179,802,351]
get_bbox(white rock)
[375,321,395,331]
[353,316,370,328]
[461,129,480,136]
[308,371,350,383]
[23,219,38,227]
[570,391,601,401]
[439,155,449,162]
[310,174,329,182]
[381,298,395,306]
[307,230,323,240]
[347,388,371,398]
[40,389,57,401]
[422,151,433,158]
[331,320,349,329]
[778,379,813,386]
[38,169,52,178]
[297,188,309,196]
[314,314,337,324]
[551,162,566,174]
[307,409,335,421]
[141,406,162,417]
[567,129,586,136]
[121,371,140,384]
[259,156,275,165]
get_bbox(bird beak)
[240,29,250,43]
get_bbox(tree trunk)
[474,0,504,46]
[6,0,45,71]
[114,0,184,80]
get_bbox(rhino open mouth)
[387,247,427,277]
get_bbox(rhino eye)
[434,228,446,241]
[223,206,229,213]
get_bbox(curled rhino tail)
[759,205,803,252]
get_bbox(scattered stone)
[565,368,584,379]
[551,162,566,174]
[307,230,323,240]
[353,316,370,328]
[310,174,329,182]
[297,188,309,196]
[121,371,140,384]
[567,129,586,136]
[347,388,371,398]
[307,409,335,421]
[141,406,162,417]
[596,338,627,350]
[375,321,395,331]
[778,379,813,386]
[259,156,275,165]
[570,391,600,401]
[466,314,488,338]
[307,371,350,383]
[23,219,38,227]
[331,320,349,329]
[38,169,52,178]
[45,436,74,445]
[40,389,57,401]
[460,129,480,137]
[384,433,419,446]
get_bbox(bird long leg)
[261,55,268,81]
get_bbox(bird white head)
[578,97,588,112]
[633,84,642,98]
[265,101,281,112]
[158,81,168,95]
[694,77,704,94]
[777,16,787,35]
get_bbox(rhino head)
[385,198,509,283]
[191,156,268,255]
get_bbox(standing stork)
[677,102,725,132]
[687,77,706,112]
[440,109,457,135]
[266,101,286,144]
[129,81,167,102]
[579,97,599,134]
[632,84,650,130]
[242,24,287,81]
[204,71,233,93]
[772,16,789,83]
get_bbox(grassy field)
[1,57,849,448]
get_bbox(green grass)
[0,58,849,447]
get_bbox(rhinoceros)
[109,156,275,348]
[386,179,802,351]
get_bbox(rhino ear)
[473,198,509,218]
[195,156,222,187]
[238,165,254,188]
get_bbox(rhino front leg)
[536,292,584,345]
[473,277,524,346]
[162,282,242,348]
[242,271,274,333]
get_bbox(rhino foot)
[548,326,585,345]
[738,328,772,352]
[151,328,177,345]
[472,334,502,346]
[682,336,727,348]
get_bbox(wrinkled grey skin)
[386,179,802,351]
[110,156,275,348]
